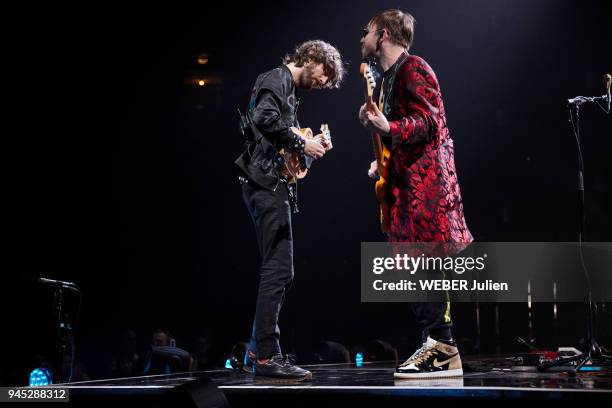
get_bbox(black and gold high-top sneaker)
[394,337,463,379]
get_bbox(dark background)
[5,0,611,385]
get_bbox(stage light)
[578,366,603,372]
[184,75,222,87]
[225,359,232,369]
[197,54,209,65]
[29,368,52,387]
[355,352,363,367]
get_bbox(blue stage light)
[29,368,52,387]
[578,366,602,371]
[355,352,363,367]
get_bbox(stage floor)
[50,357,612,405]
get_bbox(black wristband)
[288,131,306,158]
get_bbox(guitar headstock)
[359,62,376,104]
[320,124,331,142]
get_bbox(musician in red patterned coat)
[359,9,473,379]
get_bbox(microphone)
[567,74,611,107]
[604,73,611,109]
[38,277,81,292]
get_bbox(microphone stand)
[39,277,82,383]
[538,92,611,373]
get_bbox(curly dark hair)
[283,40,346,89]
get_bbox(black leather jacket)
[234,65,305,191]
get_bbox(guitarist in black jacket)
[234,40,345,381]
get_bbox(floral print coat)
[379,52,473,252]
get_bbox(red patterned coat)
[380,52,473,252]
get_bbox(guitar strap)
[378,77,385,110]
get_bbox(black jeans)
[241,178,294,359]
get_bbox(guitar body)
[281,125,330,183]
[374,138,391,233]
[361,62,391,234]
[281,127,312,182]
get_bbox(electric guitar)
[281,124,330,183]
[360,62,391,233]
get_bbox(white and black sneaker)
[394,337,463,379]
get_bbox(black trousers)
[412,259,454,342]
[412,301,453,343]
[241,178,294,359]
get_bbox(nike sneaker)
[394,337,463,379]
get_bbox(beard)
[361,44,375,60]
[299,64,317,89]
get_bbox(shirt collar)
[383,50,410,78]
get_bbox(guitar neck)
[367,95,385,165]
[361,63,385,166]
